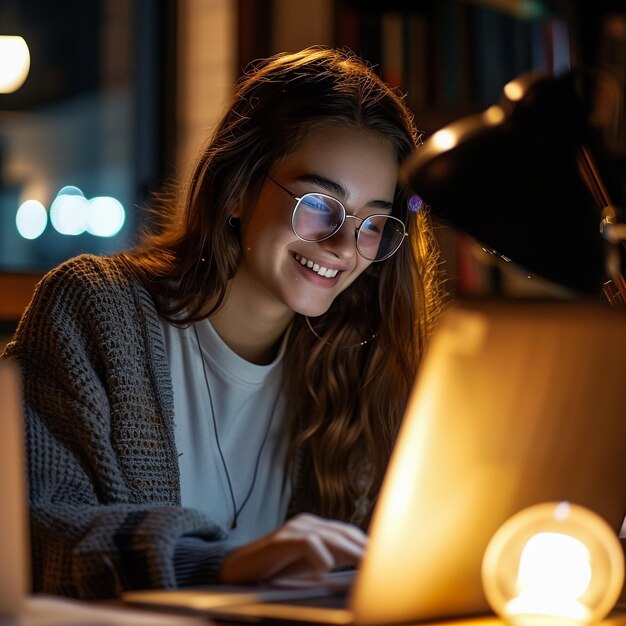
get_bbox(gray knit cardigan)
[3,254,299,599]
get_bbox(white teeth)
[294,254,339,278]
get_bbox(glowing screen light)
[86,196,126,237]
[50,186,88,235]
[16,200,47,240]
[0,36,30,93]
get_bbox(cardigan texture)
[3,254,298,598]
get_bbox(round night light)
[482,502,624,626]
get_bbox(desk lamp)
[401,70,625,298]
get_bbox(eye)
[361,218,382,235]
[301,194,333,213]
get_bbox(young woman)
[3,47,443,599]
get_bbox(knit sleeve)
[30,502,229,598]
[3,255,230,598]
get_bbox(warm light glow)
[351,309,493,625]
[431,128,458,151]
[483,502,625,626]
[484,105,506,125]
[507,532,592,620]
[504,80,524,102]
[16,199,47,239]
[0,36,30,93]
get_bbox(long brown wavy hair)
[120,47,443,528]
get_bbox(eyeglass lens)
[293,193,405,261]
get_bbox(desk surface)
[1,595,206,626]
[4,597,626,626]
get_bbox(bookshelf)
[236,0,579,134]
[332,0,572,133]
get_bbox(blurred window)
[0,0,174,271]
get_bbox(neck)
[208,281,294,366]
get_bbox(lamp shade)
[401,72,607,295]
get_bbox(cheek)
[341,258,373,290]
[239,211,271,251]
[239,213,293,263]
[355,256,374,276]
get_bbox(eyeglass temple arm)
[266,176,298,201]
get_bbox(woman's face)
[232,124,398,319]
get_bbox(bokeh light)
[0,36,30,93]
[16,200,47,240]
[50,186,88,235]
[18,186,126,239]
[87,196,126,237]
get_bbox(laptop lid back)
[0,360,29,617]
[352,300,626,625]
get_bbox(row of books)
[335,2,570,130]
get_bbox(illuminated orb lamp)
[482,502,624,626]
[0,36,30,93]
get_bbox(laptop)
[123,298,626,625]
[0,359,206,626]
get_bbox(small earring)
[228,216,238,227]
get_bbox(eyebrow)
[293,173,394,211]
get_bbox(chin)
[290,298,334,319]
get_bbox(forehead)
[274,125,399,198]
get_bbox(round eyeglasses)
[267,176,407,262]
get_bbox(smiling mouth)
[294,254,340,278]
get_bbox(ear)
[230,191,254,221]
[231,179,264,220]
[229,193,249,219]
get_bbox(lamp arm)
[577,147,626,303]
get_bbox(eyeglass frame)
[266,176,408,262]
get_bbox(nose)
[320,217,358,259]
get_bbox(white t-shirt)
[159,318,293,544]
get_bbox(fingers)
[283,514,368,550]
[274,515,367,565]
[254,532,336,580]
[219,513,368,584]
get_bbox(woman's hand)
[219,513,368,584]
